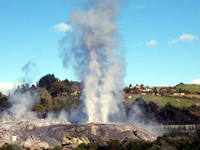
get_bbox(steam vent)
[0,119,156,149]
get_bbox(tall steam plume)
[61,0,124,122]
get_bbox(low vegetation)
[75,135,200,150]
[1,135,200,150]
[126,99,200,125]
[125,94,199,107]
[0,143,23,150]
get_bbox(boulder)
[23,136,49,149]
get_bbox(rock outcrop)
[22,136,49,149]
[0,119,156,149]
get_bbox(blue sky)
[0,0,200,88]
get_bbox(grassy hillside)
[143,95,199,107]
[125,94,199,107]
[175,84,200,93]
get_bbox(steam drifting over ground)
[2,89,39,119]
[1,62,39,119]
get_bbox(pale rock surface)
[0,119,156,149]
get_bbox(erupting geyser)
[0,1,161,148]
[61,0,124,122]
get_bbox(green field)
[176,84,200,93]
[125,94,200,107]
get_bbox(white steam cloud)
[2,89,40,119]
[61,0,124,123]
[60,1,162,134]
[1,62,39,119]
[46,109,69,122]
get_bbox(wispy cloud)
[168,34,197,45]
[146,40,158,47]
[53,23,72,32]
[192,79,200,84]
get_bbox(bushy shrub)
[52,145,62,150]
[74,135,200,150]
[0,144,22,150]
[121,139,152,150]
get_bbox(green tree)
[153,87,158,95]
[38,74,58,91]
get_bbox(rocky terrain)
[0,119,156,149]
